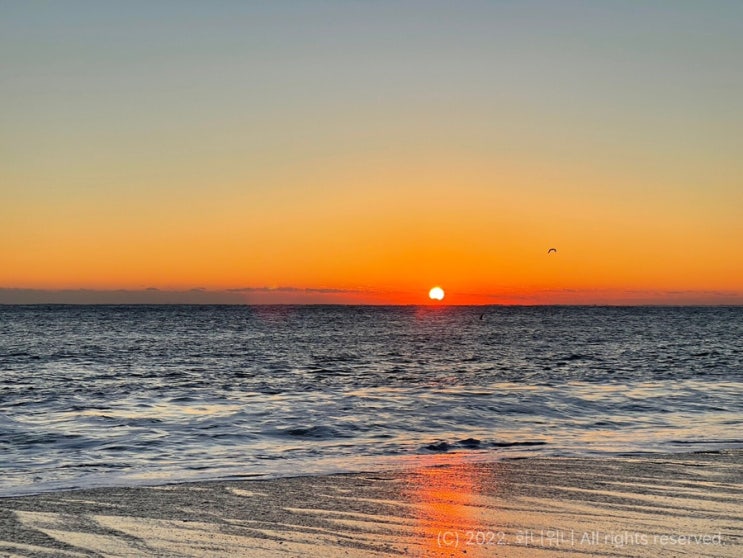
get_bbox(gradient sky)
[2,1,742,304]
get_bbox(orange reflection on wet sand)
[405,453,502,557]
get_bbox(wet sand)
[1,450,741,557]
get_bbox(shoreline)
[4,442,739,500]
[1,450,741,557]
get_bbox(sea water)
[1,305,741,495]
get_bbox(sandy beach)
[1,450,741,557]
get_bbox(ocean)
[1,305,741,496]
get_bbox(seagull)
[547,248,557,254]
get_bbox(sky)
[2,0,742,304]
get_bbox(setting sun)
[429,287,445,301]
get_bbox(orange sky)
[2,2,742,304]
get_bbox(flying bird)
[547,248,557,254]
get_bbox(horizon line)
[1,302,742,308]
[1,287,742,306]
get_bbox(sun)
[428,286,445,301]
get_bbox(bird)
[547,248,557,254]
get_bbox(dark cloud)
[469,288,743,305]
[0,287,372,305]
[0,288,245,305]
[1,287,740,305]
[227,286,366,294]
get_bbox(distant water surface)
[1,305,741,495]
